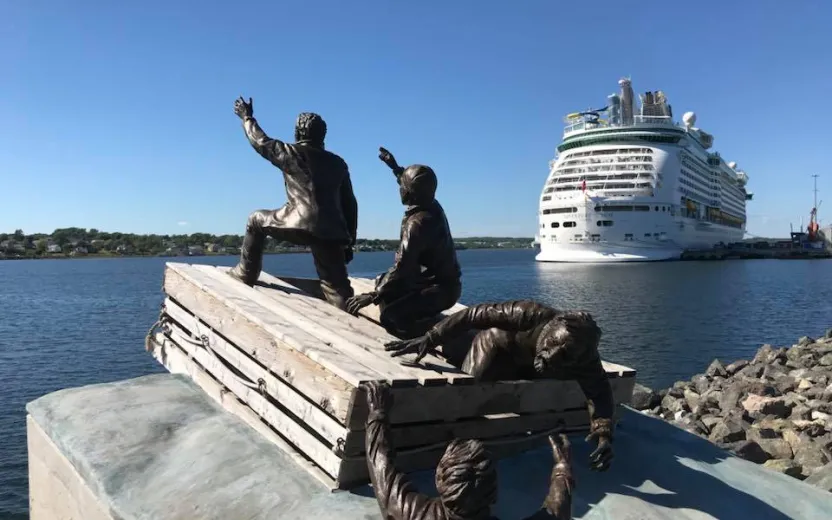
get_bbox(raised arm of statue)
[363,381,440,520]
[379,146,405,178]
[233,96,290,170]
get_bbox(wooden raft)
[148,262,636,490]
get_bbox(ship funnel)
[607,93,621,125]
[618,78,634,125]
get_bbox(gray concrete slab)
[27,374,832,519]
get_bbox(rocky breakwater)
[629,331,832,492]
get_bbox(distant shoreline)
[0,246,533,261]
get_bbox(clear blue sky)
[1,1,829,239]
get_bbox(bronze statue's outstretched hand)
[363,380,393,415]
[345,292,376,315]
[585,422,613,471]
[234,96,254,120]
[378,146,399,170]
[384,335,436,363]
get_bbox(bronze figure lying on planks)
[385,301,615,472]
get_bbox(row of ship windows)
[546,182,654,193]
[548,173,656,186]
[540,232,665,242]
[566,147,654,159]
[540,205,671,214]
[542,220,615,228]
[559,155,654,167]
[556,164,655,175]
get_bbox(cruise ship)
[536,78,752,262]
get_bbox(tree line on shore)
[0,227,533,259]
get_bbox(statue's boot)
[228,214,266,286]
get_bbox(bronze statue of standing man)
[345,147,461,338]
[229,97,357,309]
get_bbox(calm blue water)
[1,249,831,517]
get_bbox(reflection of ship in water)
[536,77,751,263]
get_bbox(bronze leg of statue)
[229,210,353,309]
[229,209,274,286]
[378,282,461,339]
[310,241,354,310]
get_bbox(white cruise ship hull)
[536,78,751,264]
[536,242,681,262]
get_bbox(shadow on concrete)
[349,409,825,519]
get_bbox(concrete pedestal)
[27,374,832,519]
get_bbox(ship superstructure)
[536,78,752,262]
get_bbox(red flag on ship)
[581,180,587,192]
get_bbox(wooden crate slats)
[249,268,467,381]
[163,298,349,446]
[183,266,416,386]
[156,262,638,490]
[208,266,467,384]
[164,264,356,421]
[146,330,340,489]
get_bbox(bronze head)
[435,439,497,519]
[294,112,327,146]
[399,164,437,207]
[534,311,602,374]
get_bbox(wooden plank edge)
[147,332,339,491]
[346,375,635,428]
[148,331,366,490]
[163,265,356,421]
[164,298,347,444]
[246,268,468,384]
[188,263,415,384]
[165,262,383,386]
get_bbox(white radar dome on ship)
[728,161,737,169]
[682,112,697,127]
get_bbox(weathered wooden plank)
[154,329,360,481]
[340,408,603,455]
[163,264,357,422]
[347,374,634,428]
[162,298,349,447]
[146,331,339,490]
[161,300,604,459]
[162,302,603,458]
[183,264,415,384]
[151,329,576,490]
[244,268,470,384]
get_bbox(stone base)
[28,416,112,520]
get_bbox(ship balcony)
[562,115,675,136]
